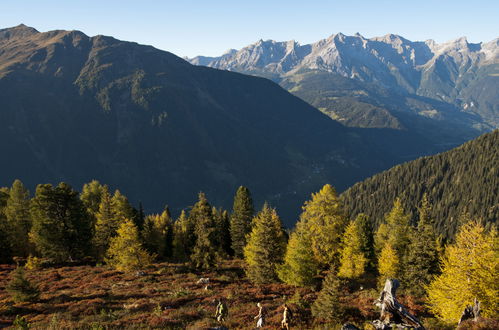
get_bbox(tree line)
[0,179,496,325]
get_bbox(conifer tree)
[214,207,232,257]
[80,180,107,222]
[401,194,440,296]
[93,187,120,260]
[5,180,32,257]
[230,186,254,258]
[30,183,92,262]
[0,187,12,263]
[244,203,286,284]
[278,220,319,286]
[111,190,135,222]
[172,210,192,261]
[427,220,498,323]
[105,218,153,272]
[337,220,368,279]
[300,184,348,266]
[141,209,172,259]
[190,193,219,269]
[311,267,344,322]
[6,266,39,303]
[377,243,399,284]
[355,213,375,268]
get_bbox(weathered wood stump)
[373,279,425,329]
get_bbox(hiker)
[215,299,228,323]
[254,302,265,328]
[281,304,292,329]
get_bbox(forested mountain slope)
[0,24,413,223]
[341,130,498,239]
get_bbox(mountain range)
[190,33,498,142]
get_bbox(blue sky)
[1,0,498,57]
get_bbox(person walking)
[254,302,265,328]
[281,304,292,329]
[215,299,228,324]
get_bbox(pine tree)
[105,218,153,272]
[355,213,375,269]
[0,187,12,263]
[5,180,32,257]
[230,186,254,258]
[190,193,219,269]
[30,183,92,262]
[311,267,344,322]
[141,209,172,259]
[378,243,399,284]
[337,220,368,279]
[300,184,348,266]
[93,187,120,260]
[427,220,498,323]
[6,266,39,302]
[278,220,319,286]
[214,207,232,257]
[401,194,440,297]
[244,203,286,284]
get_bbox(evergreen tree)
[30,183,92,262]
[401,194,440,296]
[0,187,12,263]
[427,220,498,323]
[172,210,192,261]
[300,184,348,266]
[190,192,219,269]
[141,209,172,259]
[105,218,153,272]
[80,180,107,222]
[355,213,375,269]
[244,203,286,284]
[6,266,39,302]
[93,187,120,260]
[337,220,368,279]
[134,201,145,231]
[278,220,319,287]
[214,207,232,257]
[378,243,399,284]
[230,186,254,258]
[311,267,344,322]
[4,180,32,257]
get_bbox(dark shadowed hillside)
[341,130,498,239]
[0,25,417,224]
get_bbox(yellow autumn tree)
[105,219,153,272]
[338,220,368,279]
[427,220,498,323]
[300,184,348,266]
[378,243,398,284]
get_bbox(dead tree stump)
[373,279,425,329]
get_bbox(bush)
[6,267,40,303]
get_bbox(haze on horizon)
[1,0,498,58]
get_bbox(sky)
[1,0,498,58]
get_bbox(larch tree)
[377,243,399,284]
[172,210,192,261]
[105,218,153,272]
[427,220,498,323]
[93,187,120,260]
[30,183,92,262]
[5,180,32,257]
[0,187,12,263]
[111,190,135,223]
[300,184,349,267]
[337,220,368,279]
[190,192,219,269]
[278,220,319,287]
[80,180,107,225]
[244,203,286,284]
[230,186,254,258]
